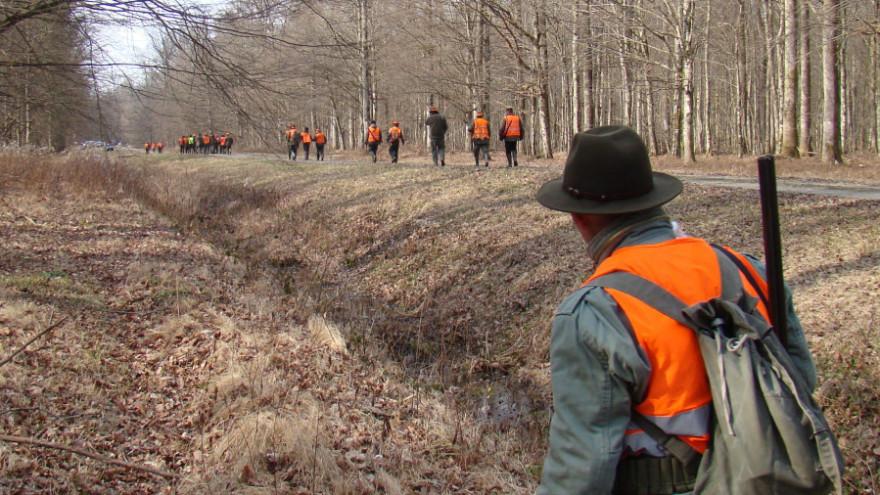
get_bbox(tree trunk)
[584,0,595,129]
[701,1,712,155]
[735,0,749,157]
[570,0,583,134]
[874,0,880,154]
[781,0,799,157]
[799,0,812,155]
[358,0,373,141]
[535,3,552,158]
[821,0,842,163]
[679,0,696,163]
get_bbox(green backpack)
[587,248,844,495]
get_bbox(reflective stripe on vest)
[368,127,381,143]
[502,114,521,138]
[472,118,490,140]
[301,132,311,144]
[315,132,326,144]
[585,237,771,456]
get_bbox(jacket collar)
[587,208,675,264]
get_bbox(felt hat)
[536,126,682,215]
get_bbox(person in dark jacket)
[425,106,448,166]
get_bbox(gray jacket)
[537,215,817,495]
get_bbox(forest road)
[677,174,880,200]
[213,151,880,201]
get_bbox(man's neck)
[587,208,671,264]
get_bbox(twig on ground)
[0,434,177,479]
[0,316,69,368]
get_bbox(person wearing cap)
[468,111,491,167]
[499,107,524,167]
[535,126,817,495]
[425,105,448,166]
[388,121,404,164]
[285,124,300,160]
[365,120,382,163]
[314,128,327,161]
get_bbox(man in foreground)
[535,126,818,494]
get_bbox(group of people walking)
[144,141,164,154]
[284,125,328,161]
[177,132,234,155]
[281,106,524,167]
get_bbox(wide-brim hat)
[536,126,682,215]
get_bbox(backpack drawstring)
[712,317,736,437]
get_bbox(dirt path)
[677,173,880,200]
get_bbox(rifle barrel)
[758,155,787,346]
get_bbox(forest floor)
[1,149,879,493]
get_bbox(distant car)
[81,140,114,151]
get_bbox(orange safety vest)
[202,135,210,145]
[585,237,770,456]
[300,131,312,144]
[286,128,297,141]
[367,126,381,143]
[471,117,490,140]
[315,132,326,145]
[388,126,402,142]
[501,114,522,139]
[219,136,227,146]
[144,142,150,149]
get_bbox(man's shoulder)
[555,285,606,316]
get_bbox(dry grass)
[2,149,879,492]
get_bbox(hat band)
[565,185,651,202]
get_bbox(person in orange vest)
[285,125,300,160]
[314,128,327,161]
[387,121,404,164]
[499,106,524,167]
[365,120,382,163]
[218,133,227,153]
[179,135,186,154]
[157,141,164,154]
[144,142,150,154]
[300,127,313,160]
[468,111,491,167]
[201,133,211,154]
[534,126,818,494]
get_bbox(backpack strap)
[712,244,771,315]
